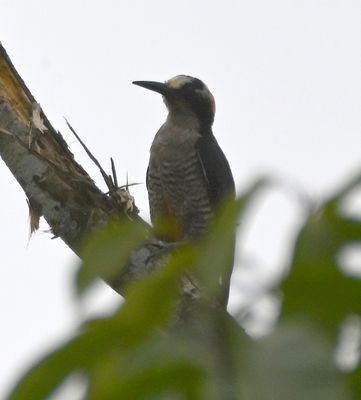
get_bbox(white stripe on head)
[166,75,193,89]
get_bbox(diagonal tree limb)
[0,43,182,298]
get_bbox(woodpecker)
[133,75,235,305]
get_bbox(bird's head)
[133,75,215,129]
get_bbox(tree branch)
[0,43,183,298]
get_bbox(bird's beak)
[132,80,169,96]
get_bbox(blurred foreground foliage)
[8,174,361,400]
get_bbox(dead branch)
[0,43,182,298]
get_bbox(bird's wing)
[196,132,235,307]
[196,133,235,208]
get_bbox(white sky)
[1,0,361,397]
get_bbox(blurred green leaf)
[283,186,361,336]
[347,364,361,400]
[195,179,270,303]
[10,171,361,400]
[88,335,209,399]
[241,321,350,400]
[76,219,148,296]
[9,232,200,399]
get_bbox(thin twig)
[0,127,13,136]
[111,157,118,188]
[64,117,114,191]
[103,182,141,195]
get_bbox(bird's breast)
[150,124,200,162]
[147,124,213,240]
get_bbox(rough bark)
[0,43,184,298]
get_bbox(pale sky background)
[1,0,361,398]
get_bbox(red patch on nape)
[209,93,216,114]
